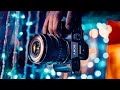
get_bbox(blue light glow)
[21,14,25,19]
[103,38,109,43]
[18,47,23,51]
[1,53,6,59]
[30,74,34,79]
[19,32,23,36]
[57,72,62,76]
[94,70,101,77]
[103,52,109,59]
[87,75,93,79]
[84,35,89,41]
[99,60,106,67]
[26,21,33,26]
[13,75,18,79]
[7,72,11,76]
[44,68,49,73]
[51,69,56,76]
[94,58,100,63]
[81,74,87,79]
[67,76,76,79]
[46,75,50,79]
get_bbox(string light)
[1,53,6,59]
[89,29,98,38]
[26,21,33,26]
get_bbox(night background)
[0,11,120,79]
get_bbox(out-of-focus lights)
[26,21,33,26]
[13,75,18,79]
[21,14,25,19]
[30,74,34,79]
[1,53,6,59]
[103,52,109,59]
[51,69,56,76]
[94,58,100,63]
[87,75,93,79]
[87,62,94,68]
[89,29,98,38]
[106,25,112,34]
[81,74,87,79]
[44,68,49,73]
[103,38,109,43]
[84,35,89,41]
[7,72,11,76]
[46,75,50,79]
[67,76,76,79]
[57,72,62,76]
[94,70,101,77]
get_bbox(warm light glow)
[89,29,98,38]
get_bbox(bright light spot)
[67,76,76,79]
[7,23,11,26]
[7,72,11,76]
[57,72,62,76]
[97,22,102,29]
[21,14,25,19]
[81,74,87,79]
[103,38,109,43]
[99,60,106,67]
[106,25,112,34]
[83,35,89,41]
[87,62,94,68]
[94,70,101,77]
[19,47,23,51]
[87,75,93,79]
[46,75,50,79]
[103,52,109,59]
[51,69,56,76]
[19,32,23,36]
[44,68,49,73]
[26,21,33,26]
[89,29,98,38]
[30,74,34,79]
[14,75,18,79]
[2,53,6,59]
[94,58,100,63]
[11,13,17,18]
[102,23,106,28]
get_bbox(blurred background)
[0,11,120,79]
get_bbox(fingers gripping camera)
[28,21,89,72]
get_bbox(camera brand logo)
[71,42,78,59]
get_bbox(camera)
[28,21,89,72]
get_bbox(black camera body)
[28,21,89,72]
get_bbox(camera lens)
[32,41,40,56]
[28,34,70,64]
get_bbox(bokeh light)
[94,58,100,63]
[46,75,50,79]
[89,29,98,38]
[57,72,62,76]
[103,52,109,59]
[87,75,93,79]
[94,70,101,77]
[87,62,94,68]
[81,74,87,79]
[103,38,109,43]
[44,68,49,73]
